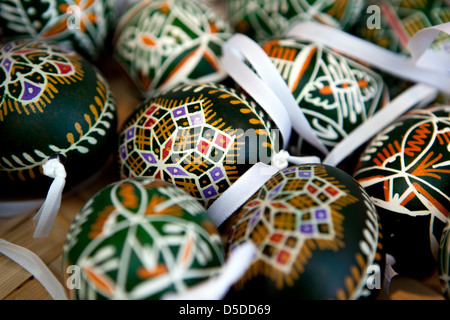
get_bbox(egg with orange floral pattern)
[62,177,225,300]
[354,105,450,279]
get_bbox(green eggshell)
[353,105,450,279]
[260,38,388,156]
[0,0,115,60]
[226,0,366,42]
[117,82,279,209]
[112,0,232,97]
[62,177,224,300]
[352,0,450,55]
[438,221,450,299]
[0,39,117,199]
[225,164,384,300]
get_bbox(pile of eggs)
[1,0,449,300]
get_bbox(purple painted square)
[315,209,328,220]
[4,43,12,52]
[268,184,282,199]
[300,224,313,234]
[172,106,187,118]
[120,145,127,159]
[2,58,11,72]
[250,210,261,227]
[282,167,297,174]
[126,127,135,140]
[166,166,188,176]
[297,170,312,178]
[203,186,217,198]
[142,152,157,164]
[209,167,224,182]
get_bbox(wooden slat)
[3,277,53,300]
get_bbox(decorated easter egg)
[62,177,224,300]
[226,0,366,42]
[112,0,232,97]
[0,0,115,60]
[438,220,450,299]
[352,0,450,55]
[353,105,450,279]
[117,82,279,208]
[260,38,388,156]
[224,164,384,300]
[0,39,117,200]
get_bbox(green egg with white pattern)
[259,37,389,159]
[63,177,225,300]
[0,39,117,209]
[112,0,232,97]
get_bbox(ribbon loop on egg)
[33,156,67,238]
[222,34,329,155]
[221,41,292,149]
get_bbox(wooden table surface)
[0,59,446,301]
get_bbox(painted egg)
[62,177,224,300]
[351,0,450,55]
[260,38,388,156]
[224,164,384,300]
[226,0,366,42]
[0,39,117,200]
[438,220,450,300]
[112,0,232,97]
[0,0,115,60]
[353,105,450,279]
[117,82,279,208]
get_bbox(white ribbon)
[285,21,450,95]
[0,199,45,218]
[323,83,438,167]
[222,34,329,155]
[207,151,321,227]
[162,241,257,300]
[0,239,67,300]
[383,254,399,296]
[221,42,292,149]
[408,22,450,66]
[33,157,66,238]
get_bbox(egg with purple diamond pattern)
[224,163,385,300]
[117,82,280,209]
